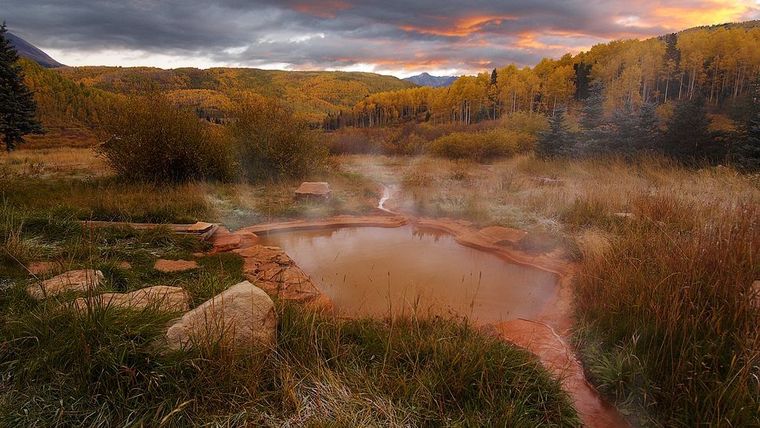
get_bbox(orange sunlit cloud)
[292,0,353,18]
[400,15,518,37]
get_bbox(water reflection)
[260,226,557,323]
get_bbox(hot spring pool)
[259,226,558,323]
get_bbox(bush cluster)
[429,129,534,162]
[99,95,234,183]
[99,94,328,183]
[227,94,327,181]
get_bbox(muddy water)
[259,226,558,323]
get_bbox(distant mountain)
[7,32,64,68]
[404,72,457,87]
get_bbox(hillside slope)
[7,32,63,68]
[56,66,415,123]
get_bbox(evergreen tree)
[573,62,592,100]
[732,77,760,171]
[576,82,610,155]
[0,23,42,150]
[609,98,638,156]
[488,68,499,119]
[580,82,605,130]
[635,101,660,152]
[662,96,721,164]
[536,108,573,159]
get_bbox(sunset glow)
[5,0,759,76]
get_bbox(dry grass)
[0,147,109,179]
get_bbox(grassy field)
[2,146,758,426]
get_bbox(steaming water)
[377,184,396,213]
[259,226,558,323]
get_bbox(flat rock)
[186,221,215,233]
[28,261,60,276]
[166,281,276,350]
[74,286,190,312]
[295,182,331,199]
[235,245,323,303]
[210,227,243,252]
[154,259,199,273]
[27,269,103,300]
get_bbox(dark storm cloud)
[3,0,757,74]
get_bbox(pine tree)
[635,101,660,152]
[662,96,720,164]
[732,77,760,171]
[0,23,42,151]
[576,82,610,155]
[536,107,573,159]
[609,98,638,156]
[580,82,605,130]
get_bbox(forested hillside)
[326,22,760,128]
[55,66,414,123]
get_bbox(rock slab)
[154,259,199,273]
[295,182,331,199]
[27,269,103,300]
[235,245,324,305]
[166,281,276,350]
[74,286,190,312]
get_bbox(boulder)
[295,182,331,199]
[74,285,190,312]
[27,269,103,300]
[154,259,198,273]
[166,281,276,350]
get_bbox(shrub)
[228,94,327,181]
[501,111,549,136]
[429,129,526,162]
[99,95,235,183]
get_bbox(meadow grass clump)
[0,298,579,426]
[574,196,759,426]
[0,177,213,223]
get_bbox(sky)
[3,0,760,77]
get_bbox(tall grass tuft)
[574,196,759,426]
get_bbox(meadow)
[2,144,758,426]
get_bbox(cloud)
[4,0,758,76]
